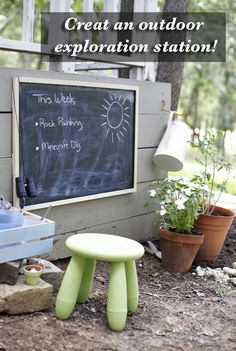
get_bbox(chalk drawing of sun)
[100,93,131,143]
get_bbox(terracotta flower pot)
[194,205,235,262]
[159,228,204,273]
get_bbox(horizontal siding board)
[0,158,12,200]
[0,67,171,115]
[137,148,167,182]
[32,182,156,237]
[138,114,168,148]
[0,238,53,264]
[0,114,11,157]
[44,212,160,261]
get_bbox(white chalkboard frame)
[12,76,139,210]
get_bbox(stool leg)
[77,258,96,303]
[125,260,139,312]
[56,255,84,320]
[107,262,127,332]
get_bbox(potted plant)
[191,130,235,262]
[145,176,206,272]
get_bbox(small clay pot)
[23,264,43,286]
[160,228,204,273]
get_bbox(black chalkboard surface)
[13,77,138,209]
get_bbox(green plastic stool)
[55,233,144,331]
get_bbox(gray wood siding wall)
[0,67,171,260]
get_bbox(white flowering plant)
[145,176,209,234]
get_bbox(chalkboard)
[13,77,138,209]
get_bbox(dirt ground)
[0,219,236,351]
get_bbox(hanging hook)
[161,100,184,117]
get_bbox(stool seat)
[56,233,144,332]
[66,233,144,262]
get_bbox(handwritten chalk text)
[32,92,76,105]
[41,139,81,153]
